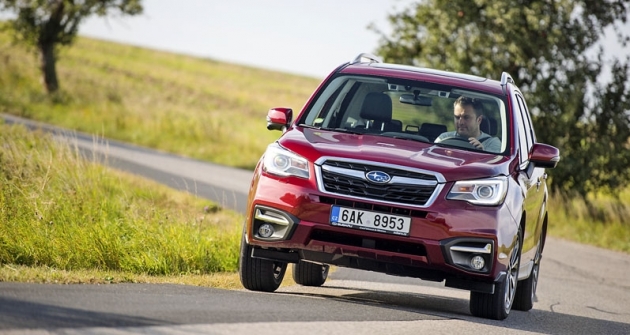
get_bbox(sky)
[2,1,627,80]
[79,0,416,79]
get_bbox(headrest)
[360,92,392,122]
[420,123,447,135]
[480,116,498,136]
[419,123,447,141]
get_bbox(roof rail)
[500,72,514,95]
[351,53,382,65]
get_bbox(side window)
[516,95,537,143]
[514,93,531,165]
[516,95,536,150]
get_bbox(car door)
[513,90,546,264]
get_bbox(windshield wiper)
[320,127,366,135]
[298,123,321,129]
[378,133,431,144]
[298,124,367,135]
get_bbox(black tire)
[513,239,543,311]
[239,236,287,292]
[470,228,522,320]
[292,261,329,287]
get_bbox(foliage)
[373,0,630,199]
[0,0,142,93]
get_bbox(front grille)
[317,160,441,206]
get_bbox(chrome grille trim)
[321,165,439,187]
[314,157,445,208]
[321,165,365,179]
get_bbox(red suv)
[239,53,560,320]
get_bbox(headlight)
[262,143,309,178]
[447,176,508,206]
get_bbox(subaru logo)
[365,171,391,184]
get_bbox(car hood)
[278,128,513,182]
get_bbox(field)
[0,29,320,170]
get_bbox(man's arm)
[481,137,502,153]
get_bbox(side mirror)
[529,143,560,169]
[266,108,293,132]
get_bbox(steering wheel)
[437,136,477,150]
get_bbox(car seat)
[359,92,393,132]
[419,123,447,142]
[480,116,498,136]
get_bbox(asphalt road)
[2,114,630,334]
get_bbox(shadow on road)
[0,296,167,330]
[278,284,630,334]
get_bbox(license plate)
[330,206,411,236]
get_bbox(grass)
[548,191,630,253]
[0,26,628,286]
[0,28,321,170]
[0,123,243,285]
[0,264,245,288]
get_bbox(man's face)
[454,103,481,138]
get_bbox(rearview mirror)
[399,94,432,106]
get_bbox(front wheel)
[292,261,329,287]
[513,239,543,311]
[239,236,287,292]
[470,228,522,320]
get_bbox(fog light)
[470,255,485,270]
[258,223,275,238]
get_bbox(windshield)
[298,74,508,154]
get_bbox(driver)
[435,96,501,152]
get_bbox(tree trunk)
[39,41,59,94]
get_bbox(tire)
[470,228,521,320]
[513,239,543,311]
[239,236,287,292]
[292,261,329,287]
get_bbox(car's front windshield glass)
[298,74,508,154]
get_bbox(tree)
[0,0,142,94]
[373,0,630,199]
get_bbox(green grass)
[0,264,245,288]
[0,26,627,289]
[0,29,321,170]
[0,123,242,278]
[548,191,630,252]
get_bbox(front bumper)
[245,171,518,293]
